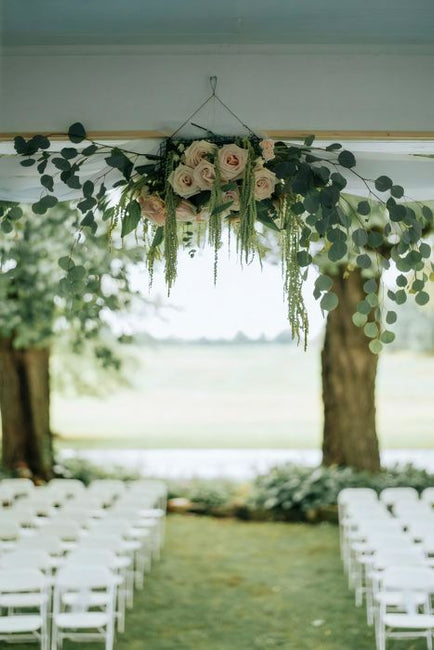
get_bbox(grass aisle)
[101,516,377,650]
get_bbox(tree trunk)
[321,269,381,471]
[0,337,53,480]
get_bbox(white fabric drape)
[1,139,434,203]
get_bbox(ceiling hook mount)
[209,76,218,95]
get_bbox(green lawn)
[10,516,428,650]
[52,344,434,450]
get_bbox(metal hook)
[209,76,218,95]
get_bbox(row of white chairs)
[339,487,434,650]
[0,478,167,649]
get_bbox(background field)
[52,343,434,450]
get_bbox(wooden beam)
[266,130,434,141]
[0,130,167,142]
[1,129,434,142]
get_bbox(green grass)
[52,344,434,450]
[10,516,427,649]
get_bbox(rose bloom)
[175,200,197,222]
[259,139,276,161]
[196,209,210,222]
[254,166,277,200]
[184,140,216,168]
[138,193,166,225]
[169,164,200,198]
[192,159,216,190]
[223,188,240,211]
[218,144,249,181]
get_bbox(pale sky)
[128,242,326,342]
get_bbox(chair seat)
[112,556,131,570]
[55,612,109,629]
[62,592,110,608]
[375,592,427,607]
[0,593,45,608]
[121,540,141,552]
[0,614,42,633]
[384,614,434,629]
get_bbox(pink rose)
[259,139,275,162]
[218,144,249,181]
[138,194,166,225]
[169,164,200,198]
[196,209,210,222]
[175,200,197,222]
[254,166,277,200]
[223,188,240,211]
[184,140,216,167]
[193,159,216,190]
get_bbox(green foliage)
[167,463,434,522]
[250,463,434,520]
[0,204,142,351]
[170,479,237,512]
[55,456,140,485]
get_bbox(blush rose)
[169,164,200,198]
[218,144,249,181]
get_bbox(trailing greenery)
[4,123,433,351]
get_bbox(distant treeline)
[134,330,296,346]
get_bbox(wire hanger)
[169,76,257,139]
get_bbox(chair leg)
[117,586,126,633]
[377,622,386,650]
[105,621,115,650]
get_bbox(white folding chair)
[421,488,434,507]
[47,479,85,503]
[0,549,53,575]
[88,518,151,589]
[78,534,137,608]
[366,548,428,626]
[376,566,434,650]
[64,549,130,633]
[0,568,49,650]
[380,487,419,509]
[38,520,82,552]
[16,536,65,570]
[0,520,21,551]
[1,478,34,499]
[51,565,116,650]
[88,480,126,506]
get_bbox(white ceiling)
[3,0,434,47]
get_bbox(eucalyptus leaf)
[121,201,141,237]
[415,291,429,306]
[320,291,339,312]
[337,150,356,168]
[68,122,87,144]
[357,201,370,216]
[374,175,393,192]
[369,339,383,354]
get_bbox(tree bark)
[321,269,381,471]
[0,337,53,480]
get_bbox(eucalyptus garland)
[2,123,433,352]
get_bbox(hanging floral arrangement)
[3,84,433,352]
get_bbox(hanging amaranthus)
[208,152,224,284]
[280,197,309,349]
[163,151,178,292]
[238,140,258,265]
